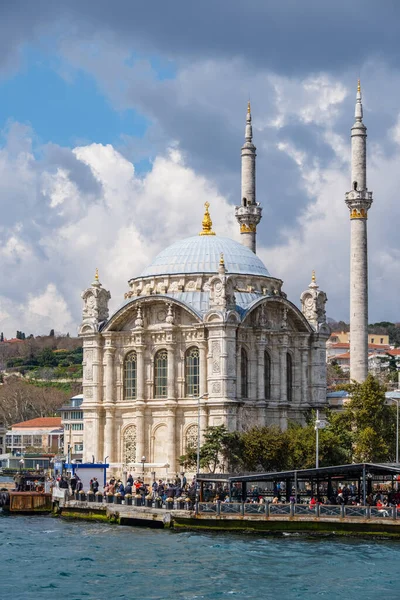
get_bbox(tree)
[49,329,55,337]
[341,374,396,462]
[179,425,232,473]
[240,426,288,472]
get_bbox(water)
[1,514,400,600]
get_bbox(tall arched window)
[124,351,137,400]
[123,425,137,464]
[185,347,200,397]
[286,352,293,402]
[241,348,248,399]
[264,350,271,400]
[154,350,168,398]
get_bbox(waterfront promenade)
[54,494,400,537]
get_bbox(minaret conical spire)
[245,100,253,142]
[345,81,373,382]
[355,79,363,122]
[235,101,262,254]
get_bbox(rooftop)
[11,417,62,429]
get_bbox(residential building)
[59,394,84,461]
[4,417,63,454]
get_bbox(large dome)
[140,235,270,278]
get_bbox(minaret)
[235,101,262,253]
[345,81,373,382]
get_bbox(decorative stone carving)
[166,303,174,325]
[80,270,111,335]
[300,271,328,332]
[135,304,144,328]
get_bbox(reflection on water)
[1,513,400,600]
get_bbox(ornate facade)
[79,105,330,477]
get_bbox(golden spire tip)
[357,79,361,93]
[220,252,224,265]
[311,270,316,283]
[247,100,251,114]
[199,201,216,236]
[95,267,99,281]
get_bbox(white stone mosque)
[78,95,366,478]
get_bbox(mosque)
[79,102,330,476]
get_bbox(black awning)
[229,463,400,483]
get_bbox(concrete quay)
[55,500,400,538]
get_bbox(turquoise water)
[1,514,400,600]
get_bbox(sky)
[0,0,400,336]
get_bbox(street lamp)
[141,455,146,480]
[314,408,326,469]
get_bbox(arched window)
[287,352,293,402]
[185,424,198,452]
[185,347,200,397]
[124,351,137,400]
[154,350,168,398]
[123,425,137,464]
[264,350,271,400]
[241,348,248,398]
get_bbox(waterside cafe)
[228,463,400,504]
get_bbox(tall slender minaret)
[345,81,373,382]
[235,101,262,253]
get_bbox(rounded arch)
[124,350,137,400]
[151,422,168,464]
[100,296,202,332]
[185,346,200,397]
[241,296,313,333]
[122,424,137,465]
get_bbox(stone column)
[167,345,175,399]
[136,346,145,400]
[199,344,207,397]
[236,348,241,399]
[166,408,176,473]
[104,347,115,403]
[104,408,115,463]
[199,404,208,444]
[279,344,287,403]
[135,404,145,463]
[257,341,265,400]
[300,347,309,405]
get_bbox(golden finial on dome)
[220,253,224,265]
[95,267,99,281]
[311,270,316,283]
[357,79,361,93]
[199,201,216,236]
[247,100,251,114]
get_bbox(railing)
[195,502,399,521]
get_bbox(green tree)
[240,426,288,472]
[342,374,396,462]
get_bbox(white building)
[79,105,330,478]
[59,394,84,461]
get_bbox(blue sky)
[1,0,400,335]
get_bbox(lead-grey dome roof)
[140,235,270,278]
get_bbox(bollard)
[340,504,345,518]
